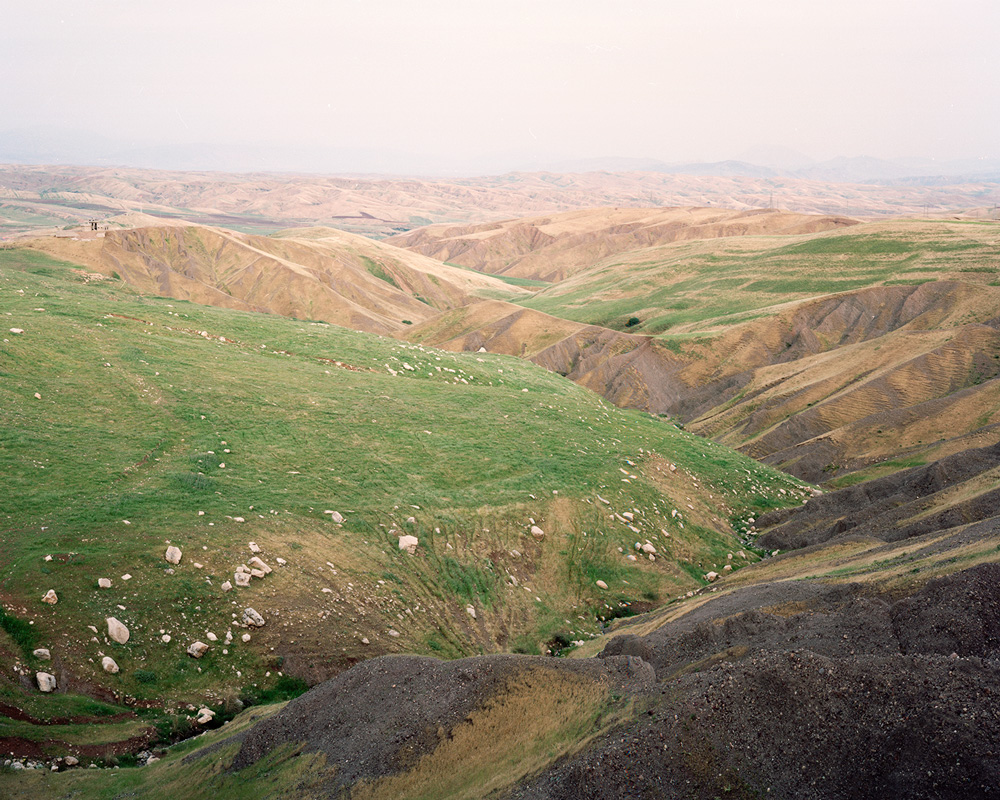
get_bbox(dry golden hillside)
[386,206,859,282]
[24,223,528,335]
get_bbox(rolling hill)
[0,246,803,764]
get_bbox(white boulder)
[164,546,182,564]
[398,535,419,554]
[98,578,112,589]
[248,556,272,574]
[242,608,265,627]
[36,672,57,692]
[33,648,51,660]
[187,641,209,658]
[234,572,251,587]
[530,525,545,541]
[106,617,130,644]
[101,656,119,674]
[596,580,609,590]
[42,589,58,605]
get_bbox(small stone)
[398,535,419,554]
[466,605,477,619]
[187,641,209,658]
[234,572,251,587]
[596,580,609,590]
[9,327,24,334]
[164,546,182,565]
[98,578,112,589]
[101,656,119,674]
[388,629,400,638]
[276,557,287,565]
[530,525,545,541]
[34,392,41,399]
[221,581,233,592]
[121,574,132,581]
[641,543,657,555]
[705,571,719,582]
[161,634,171,643]
[248,542,261,553]
[106,617,130,644]
[241,633,251,643]
[361,637,370,645]
[42,589,58,605]
[249,568,265,579]
[206,632,218,642]
[36,672,57,692]
[33,648,51,661]
[329,511,344,524]
[64,756,79,767]
[723,564,733,572]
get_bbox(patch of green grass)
[360,255,400,288]
[0,608,38,656]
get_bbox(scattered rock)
[530,525,545,541]
[42,589,58,605]
[33,648,51,661]
[466,606,477,619]
[187,641,209,658]
[329,511,345,524]
[36,672,57,693]
[242,608,266,627]
[249,542,261,553]
[64,756,79,767]
[276,557,287,565]
[234,572,251,587]
[248,556,272,574]
[101,656,119,674]
[398,534,419,554]
[98,578,112,589]
[596,580,609,590]
[106,617,130,644]
[221,581,233,592]
[161,634,171,643]
[206,632,218,642]
[406,516,416,525]
[241,633,251,643]
[165,546,182,564]
[641,543,657,555]
[121,573,132,581]
[388,629,400,638]
[196,707,216,725]
[250,568,266,579]
[723,564,733,573]
[705,571,719,582]
[10,328,24,334]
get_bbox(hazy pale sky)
[3,0,998,170]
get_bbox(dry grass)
[349,666,623,800]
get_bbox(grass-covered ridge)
[0,248,807,718]
[517,221,1000,333]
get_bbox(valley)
[1,167,999,798]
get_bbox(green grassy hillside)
[0,247,806,742]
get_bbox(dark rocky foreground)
[222,561,1000,799]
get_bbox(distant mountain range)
[2,126,998,184]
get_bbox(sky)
[2,0,998,174]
